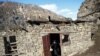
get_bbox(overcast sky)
[0,0,84,20]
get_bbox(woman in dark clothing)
[51,41,61,56]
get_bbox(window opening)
[62,35,69,43]
[62,35,70,46]
[3,36,18,56]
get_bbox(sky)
[0,0,84,20]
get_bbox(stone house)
[0,0,100,56]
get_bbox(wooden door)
[42,34,51,56]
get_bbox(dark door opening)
[50,34,61,56]
[42,33,61,56]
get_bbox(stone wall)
[76,0,100,55]
[16,31,43,56]
[0,32,5,55]
[59,23,94,56]
[0,22,95,56]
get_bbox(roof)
[0,2,71,31]
[0,2,71,22]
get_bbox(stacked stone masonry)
[0,22,95,56]
[0,0,100,56]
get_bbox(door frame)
[42,33,62,56]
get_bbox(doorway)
[42,33,61,56]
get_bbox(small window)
[3,36,18,56]
[62,35,69,43]
[62,35,70,45]
[91,33,95,40]
[9,36,16,43]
